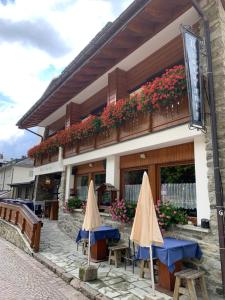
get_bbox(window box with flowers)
[28,65,187,161]
[155,200,188,231]
[109,199,136,224]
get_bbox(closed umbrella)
[130,172,163,295]
[82,180,102,265]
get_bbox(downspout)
[191,0,225,294]
[25,128,43,141]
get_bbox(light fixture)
[89,163,93,167]
[45,178,51,184]
[140,153,146,159]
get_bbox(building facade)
[0,158,34,200]
[17,0,225,296]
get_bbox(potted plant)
[67,196,82,211]
[155,200,188,231]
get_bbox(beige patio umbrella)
[130,172,163,295]
[82,180,102,265]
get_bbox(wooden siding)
[120,143,194,169]
[76,160,105,175]
[120,142,194,201]
[107,68,128,104]
[81,87,107,116]
[127,35,184,90]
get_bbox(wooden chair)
[108,243,129,268]
[139,259,158,282]
[173,268,209,300]
[77,238,89,255]
[124,240,139,273]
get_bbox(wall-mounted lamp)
[45,178,51,184]
[89,163,93,168]
[140,153,146,159]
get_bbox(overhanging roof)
[17,0,191,129]
[10,180,34,187]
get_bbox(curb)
[33,253,111,300]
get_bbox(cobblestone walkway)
[40,220,173,300]
[0,237,88,300]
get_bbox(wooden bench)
[108,244,129,268]
[173,269,208,300]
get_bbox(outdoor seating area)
[70,174,207,299]
[74,227,204,293]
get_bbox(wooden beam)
[91,57,115,67]
[101,47,128,58]
[126,21,155,36]
[111,36,141,48]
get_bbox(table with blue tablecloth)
[76,225,120,261]
[136,237,202,291]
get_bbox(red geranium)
[28,65,187,159]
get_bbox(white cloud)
[0,0,133,156]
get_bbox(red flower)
[28,65,187,159]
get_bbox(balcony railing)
[34,97,189,166]
[64,97,189,158]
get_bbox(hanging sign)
[181,26,204,129]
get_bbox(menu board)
[182,26,204,129]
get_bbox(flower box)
[64,143,77,158]
[49,151,59,162]
[152,96,189,132]
[120,113,151,141]
[96,128,118,148]
[41,153,50,165]
[79,136,95,153]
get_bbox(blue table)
[76,225,120,246]
[136,237,202,272]
[76,226,120,261]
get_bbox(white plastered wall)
[194,135,210,225]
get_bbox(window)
[94,173,106,190]
[160,164,196,217]
[17,186,22,199]
[123,169,148,204]
[76,175,88,201]
[25,186,30,199]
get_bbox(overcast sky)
[0,0,133,160]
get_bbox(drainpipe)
[191,0,225,294]
[25,128,43,141]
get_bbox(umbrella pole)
[149,245,155,295]
[88,231,91,266]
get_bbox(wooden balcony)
[64,97,189,158]
[34,97,189,165]
[35,150,59,167]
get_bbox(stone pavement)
[0,237,88,300]
[38,220,173,300]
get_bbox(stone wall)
[58,170,66,209]
[58,209,133,243]
[200,0,225,295]
[0,219,32,254]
